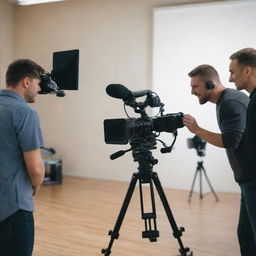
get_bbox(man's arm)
[23,148,45,196]
[183,114,224,148]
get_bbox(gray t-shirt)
[216,88,256,183]
[0,90,44,221]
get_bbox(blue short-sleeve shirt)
[0,90,44,221]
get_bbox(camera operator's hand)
[182,114,200,134]
[183,114,224,148]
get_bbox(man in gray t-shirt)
[182,64,255,254]
[0,59,45,256]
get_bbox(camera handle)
[110,148,132,160]
[110,130,179,160]
[159,130,178,153]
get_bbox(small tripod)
[102,135,193,256]
[188,156,219,203]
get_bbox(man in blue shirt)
[0,59,45,256]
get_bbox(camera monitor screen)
[52,49,79,90]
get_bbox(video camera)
[104,84,184,149]
[187,135,206,157]
[102,84,193,256]
[39,49,79,97]
[39,73,65,97]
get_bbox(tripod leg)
[199,166,203,199]
[101,173,139,256]
[188,168,199,203]
[201,166,219,202]
[151,172,192,256]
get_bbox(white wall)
[0,0,14,88]
[10,0,217,185]
[153,0,256,192]
[1,0,240,193]
[12,0,156,182]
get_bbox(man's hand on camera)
[182,114,200,134]
[183,114,224,148]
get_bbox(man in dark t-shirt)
[182,64,256,255]
[229,48,256,256]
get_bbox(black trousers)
[0,210,34,256]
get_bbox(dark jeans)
[238,179,256,256]
[0,210,34,256]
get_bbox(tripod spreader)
[173,227,185,238]
[139,177,159,242]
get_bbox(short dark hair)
[6,59,45,87]
[188,64,220,82]
[230,48,256,69]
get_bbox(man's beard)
[24,92,35,103]
[198,94,210,105]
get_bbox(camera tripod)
[102,135,192,256]
[188,157,219,202]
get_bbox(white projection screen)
[153,0,256,193]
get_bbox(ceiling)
[9,0,65,6]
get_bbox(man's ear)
[244,66,252,76]
[22,77,30,89]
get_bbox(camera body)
[39,73,62,95]
[104,113,183,145]
[187,135,206,157]
[104,83,184,145]
[38,49,80,97]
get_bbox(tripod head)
[130,135,158,182]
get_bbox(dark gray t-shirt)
[0,90,44,221]
[216,88,256,183]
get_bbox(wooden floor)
[33,176,240,256]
